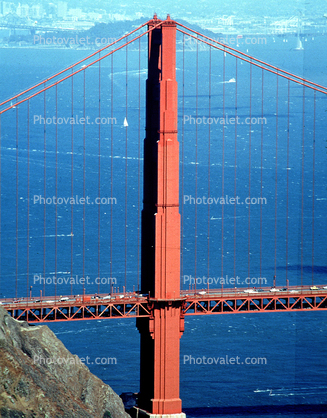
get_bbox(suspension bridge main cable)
[176,23,327,94]
[0,20,152,110]
[0,20,165,114]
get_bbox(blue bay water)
[0,33,327,417]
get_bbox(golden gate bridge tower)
[136,14,185,418]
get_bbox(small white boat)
[295,37,304,50]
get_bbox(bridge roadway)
[1,285,327,323]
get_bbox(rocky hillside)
[0,306,130,418]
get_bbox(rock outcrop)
[0,306,130,418]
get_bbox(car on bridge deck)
[135,292,149,298]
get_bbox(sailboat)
[295,14,304,51]
[295,36,304,50]
[123,117,128,127]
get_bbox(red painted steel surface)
[136,14,184,415]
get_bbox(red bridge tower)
[136,15,186,418]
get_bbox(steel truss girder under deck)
[183,292,327,315]
[3,288,327,323]
[4,299,152,323]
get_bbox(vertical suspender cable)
[286,80,290,284]
[43,85,46,297]
[207,47,211,288]
[259,69,264,281]
[312,91,316,285]
[194,35,198,291]
[248,62,253,282]
[125,37,128,293]
[221,47,225,281]
[301,85,305,287]
[83,69,86,297]
[55,85,58,300]
[0,115,1,297]
[233,59,238,288]
[98,53,101,295]
[110,54,114,292]
[137,36,141,292]
[181,33,185,290]
[27,101,30,298]
[16,105,18,298]
[274,72,279,281]
[71,69,74,296]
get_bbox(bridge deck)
[2,286,327,323]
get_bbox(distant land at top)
[1,15,327,49]
[0,18,228,48]
[2,0,327,19]
[0,0,327,42]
